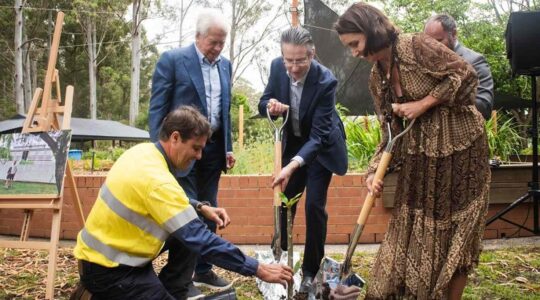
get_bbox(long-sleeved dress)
[365,33,491,299]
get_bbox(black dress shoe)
[299,275,314,293]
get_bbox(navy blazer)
[258,57,348,175]
[148,44,233,170]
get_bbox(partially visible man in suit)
[259,27,348,295]
[149,9,235,300]
[425,13,495,120]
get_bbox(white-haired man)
[149,9,236,300]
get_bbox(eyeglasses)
[283,57,310,67]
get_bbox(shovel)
[339,118,416,282]
[266,105,290,262]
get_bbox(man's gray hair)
[280,27,315,54]
[196,9,229,36]
[426,13,457,34]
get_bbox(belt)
[208,128,223,144]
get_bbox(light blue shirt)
[195,45,222,132]
[287,69,309,167]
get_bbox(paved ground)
[2,235,539,254]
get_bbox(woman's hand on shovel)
[272,160,300,191]
[366,173,384,198]
[256,263,294,287]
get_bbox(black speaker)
[506,11,540,76]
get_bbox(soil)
[293,292,309,300]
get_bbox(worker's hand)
[255,263,294,287]
[366,173,383,198]
[272,161,299,191]
[200,206,231,229]
[226,153,236,169]
[267,98,289,116]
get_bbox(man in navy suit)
[259,27,348,293]
[149,9,235,300]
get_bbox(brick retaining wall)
[0,174,535,244]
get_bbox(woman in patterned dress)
[335,3,490,299]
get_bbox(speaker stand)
[486,75,540,235]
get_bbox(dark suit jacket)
[258,57,348,175]
[455,42,494,120]
[148,44,232,171]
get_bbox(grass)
[0,180,57,195]
[0,245,538,299]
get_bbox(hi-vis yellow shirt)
[74,143,198,268]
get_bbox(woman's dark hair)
[334,2,399,57]
[159,106,211,142]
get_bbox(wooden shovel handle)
[356,151,392,225]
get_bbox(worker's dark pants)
[79,260,175,300]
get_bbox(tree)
[215,0,285,86]
[73,0,131,120]
[130,0,142,126]
[14,0,24,114]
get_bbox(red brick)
[364,223,389,234]
[483,229,498,239]
[239,176,250,187]
[326,233,349,243]
[375,233,386,243]
[218,189,236,199]
[229,177,240,188]
[331,176,343,187]
[245,234,273,244]
[337,187,362,198]
[248,215,273,225]
[342,176,354,187]
[257,176,272,187]
[352,175,365,187]
[218,177,230,188]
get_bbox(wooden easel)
[0,12,85,299]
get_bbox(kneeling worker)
[72,106,293,299]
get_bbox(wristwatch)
[195,201,211,212]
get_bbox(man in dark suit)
[258,27,348,293]
[425,13,495,120]
[149,9,234,300]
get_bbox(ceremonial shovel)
[266,106,290,261]
[316,118,416,299]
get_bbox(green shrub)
[343,115,381,172]
[485,114,523,161]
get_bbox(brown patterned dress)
[364,33,491,299]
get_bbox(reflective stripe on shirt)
[81,228,152,267]
[100,184,169,242]
[162,205,198,233]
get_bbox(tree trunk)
[14,0,25,114]
[86,17,97,120]
[23,34,32,110]
[130,0,141,126]
[229,0,237,79]
[179,0,184,47]
[31,59,37,93]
